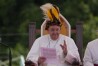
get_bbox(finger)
[60,45,64,50]
[38,57,46,61]
[40,57,46,60]
[60,44,67,55]
[63,40,67,47]
[38,57,46,64]
[64,40,66,45]
[60,44,64,49]
[41,59,46,63]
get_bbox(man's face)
[48,25,60,40]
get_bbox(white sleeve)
[83,44,94,66]
[64,38,81,64]
[26,38,40,64]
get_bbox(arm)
[83,45,94,66]
[26,38,40,65]
[64,38,81,65]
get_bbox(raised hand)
[60,40,67,55]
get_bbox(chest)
[39,39,72,55]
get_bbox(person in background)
[83,39,98,66]
[25,3,81,66]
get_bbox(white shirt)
[26,34,81,66]
[83,39,98,66]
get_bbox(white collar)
[48,34,60,42]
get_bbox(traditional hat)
[40,3,71,37]
[40,3,62,30]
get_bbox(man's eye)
[51,29,54,31]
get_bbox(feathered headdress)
[40,3,62,30]
[40,3,60,21]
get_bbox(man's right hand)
[38,57,46,65]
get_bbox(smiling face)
[47,25,61,40]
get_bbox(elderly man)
[25,3,81,66]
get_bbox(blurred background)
[0,0,98,66]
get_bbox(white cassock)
[26,34,81,66]
[83,39,98,66]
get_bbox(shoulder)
[89,39,98,44]
[87,39,98,48]
[60,34,74,41]
[35,34,49,41]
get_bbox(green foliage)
[83,14,98,48]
